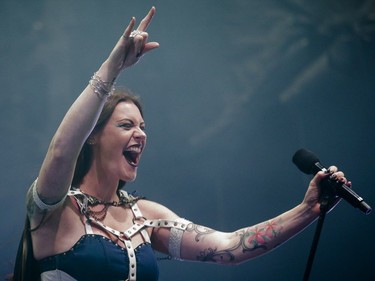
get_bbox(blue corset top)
[38,234,159,281]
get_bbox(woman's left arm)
[151,166,349,264]
[177,202,316,264]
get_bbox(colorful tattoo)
[241,219,283,252]
[190,219,283,263]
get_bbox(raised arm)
[151,167,349,264]
[34,7,159,204]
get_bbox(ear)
[86,135,96,145]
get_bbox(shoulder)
[26,179,70,230]
[136,198,180,221]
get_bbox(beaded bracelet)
[89,72,115,99]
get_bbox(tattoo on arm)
[187,219,283,263]
[240,219,283,252]
[26,186,48,232]
[186,224,216,242]
[186,224,235,262]
[26,187,37,217]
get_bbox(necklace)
[77,189,141,222]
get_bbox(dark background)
[1,0,374,280]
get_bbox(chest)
[38,235,159,281]
[33,196,151,260]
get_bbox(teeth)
[126,146,141,153]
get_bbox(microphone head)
[292,148,320,174]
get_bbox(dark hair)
[72,88,144,189]
[10,217,40,281]
[11,88,144,280]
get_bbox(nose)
[133,127,147,141]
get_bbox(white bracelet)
[168,218,191,260]
[32,179,67,211]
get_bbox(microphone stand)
[303,180,337,281]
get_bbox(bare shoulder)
[26,179,68,230]
[136,199,183,254]
[136,199,180,221]
[26,180,44,218]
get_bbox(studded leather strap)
[69,189,191,281]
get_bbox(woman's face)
[93,101,147,182]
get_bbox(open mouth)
[123,144,143,167]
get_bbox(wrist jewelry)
[89,72,115,99]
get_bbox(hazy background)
[1,0,374,280]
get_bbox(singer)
[11,7,350,281]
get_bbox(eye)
[117,123,133,130]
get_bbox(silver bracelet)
[89,72,115,99]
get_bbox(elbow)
[215,258,246,267]
[219,255,255,266]
[223,257,249,266]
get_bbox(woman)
[13,7,349,281]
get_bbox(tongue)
[124,151,137,165]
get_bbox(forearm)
[181,203,319,265]
[228,203,318,264]
[51,63,116,156]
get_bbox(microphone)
[292,148,372,215]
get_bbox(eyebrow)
[116,118,145,125]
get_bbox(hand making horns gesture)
[105,6,159,76]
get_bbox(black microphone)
[292,148,372,215]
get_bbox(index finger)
[137,6,156,31]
